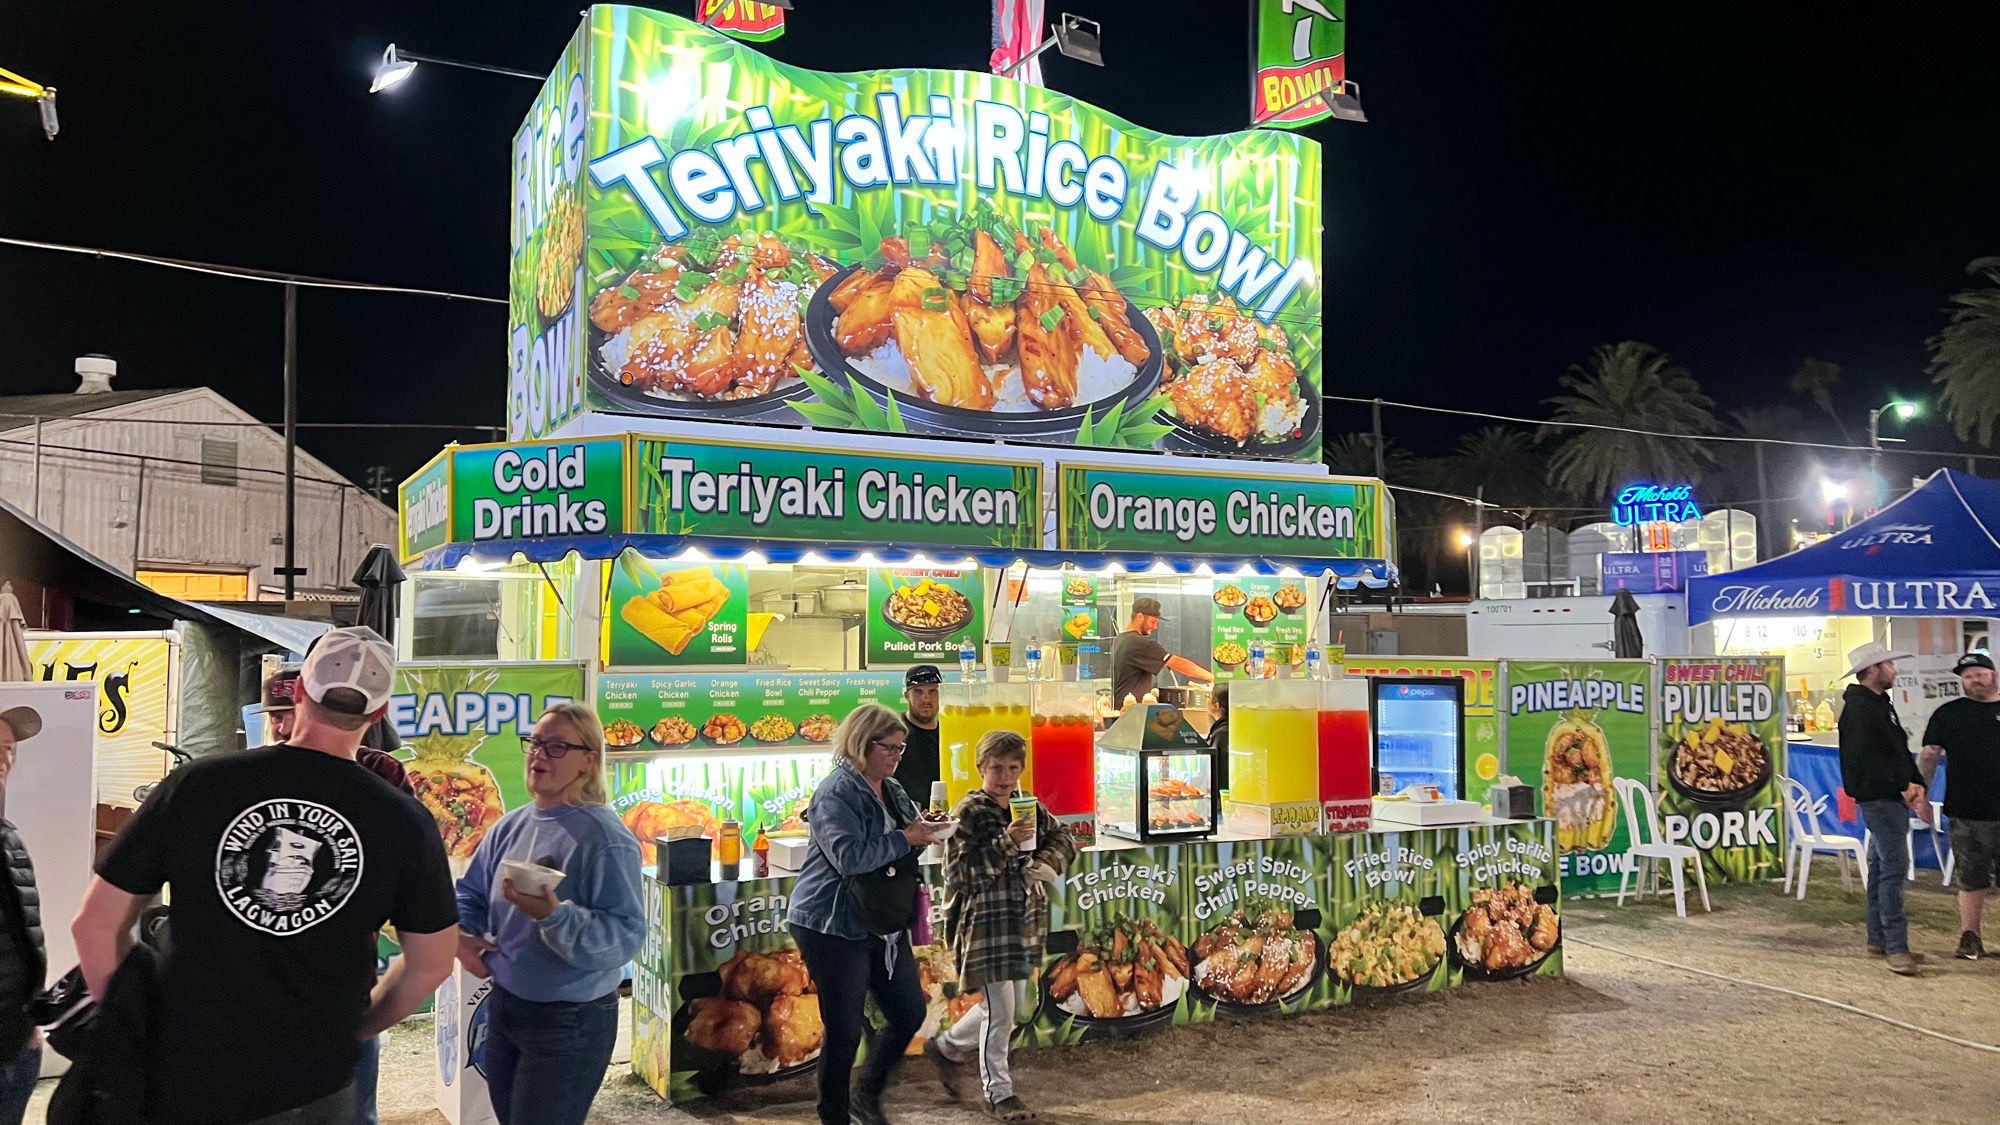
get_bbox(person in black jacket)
[0,704,46,1125]
[1836,643,1928,975]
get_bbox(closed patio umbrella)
[351,545,406,751]
[1609,587,1645,659]
[0,582,31,682]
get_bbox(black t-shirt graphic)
[1922,698,2000,821]
[98,744,456,1124]
[895,719,942,807]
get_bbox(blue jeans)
[483,987,619,1125]
[1861,799,1912,955]
[350,1033,380,1125]
[0,1043,38,1125]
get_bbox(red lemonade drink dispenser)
[1318,678,1372,829]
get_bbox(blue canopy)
[1686,469,2000,625]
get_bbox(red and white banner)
[992,0,1047,87]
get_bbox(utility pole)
[1371,398,1386,479]
[281,284,300,602]
[1753,441,1773,560]
[366,465,393,502]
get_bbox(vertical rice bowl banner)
[509,6,1324,464]
[607,553,751,666]
[1504,661,1652,897]
[389,663,586,869]
[1449,819,1563,984]
[1338,656,1501,807]
[1179,837,1334,1021]
[1254,0,1347,129]
[867,569,986,664]
[1325,830,1458,1001]
[1026,845,1185,1044]
[28,634,174,806]
[1656,658,1787,884]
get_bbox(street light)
[1252,79,1367,127]
[1001,14,1106,77]
[1,63,57,139]
[1454,528,1475,597]
[369,43,542,94]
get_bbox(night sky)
[4,2,1997,491]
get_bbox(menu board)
[1503,661,1652,897]
[598,671,903,753]
[1058,573,1102,643]
[865,568,984,665]
[1655,657,1787,885]
[1208,576,1310,680]
[607,553,751,667]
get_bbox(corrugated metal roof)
[0,389,178,423]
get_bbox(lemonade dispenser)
[1227,679,1321,836]
[940,682,1035,806]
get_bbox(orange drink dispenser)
[940,682,1034,806]
[1318,678,1372,830]
[1029,684,1097,820]
[1228,679,1319,813]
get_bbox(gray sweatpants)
[937,980,1025,1105]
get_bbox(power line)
[1326,394,2000,464]
[0,235,506,304]
[0,412,501,434]
[0,435,380,493]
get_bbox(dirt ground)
[31,872,2000,1124]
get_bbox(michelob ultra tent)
[1686,469,2000,625]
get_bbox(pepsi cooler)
[1369,677,1465,801]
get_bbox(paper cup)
[502,860,566,896]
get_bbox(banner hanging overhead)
[509,6,1324,464]
[1254,0,1346,128]
[696,0,785,41]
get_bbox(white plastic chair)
[1899,801,1948,882]
[1779,774,1866,900]
[1613,776,1711,917]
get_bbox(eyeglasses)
[520,735,589,759]
[870,738,908,755]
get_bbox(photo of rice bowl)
[589,232,840,409]
[1143,293,1315,453]
[802,204,1164,437]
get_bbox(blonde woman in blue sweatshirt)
[455,703,644,1125]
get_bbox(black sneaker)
[924,1037,966,1102]
[850,1085,892,1125]
[1956,931,1985,960]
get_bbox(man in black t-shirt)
[1110,597,1213,709]
[894,664,943,805]
[1921,651,2000,961]
[70,628,457,1125]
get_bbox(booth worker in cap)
[894,665,944,805]
[0,705,43,1125]
[1919,651,2000,961]
[1836,642,1929,976]
[1110,597,1213,709]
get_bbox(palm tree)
[1322,432,1414,480]
[1788,357,1850,441]
[1927,256,2000,446]
[1448,425,1547,521]
[1544,341,1720,500]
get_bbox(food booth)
[397,6,1565,1111]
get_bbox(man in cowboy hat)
[0,705,43,1124]
[1837,641,1928,975]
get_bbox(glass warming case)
[1095,703,1218,842]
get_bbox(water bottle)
[1024,634,1043,681]
[958,638,978,683]
[1305,641,1324,680]
[1248,639,1266,680]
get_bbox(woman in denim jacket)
[788,704,952,1125]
